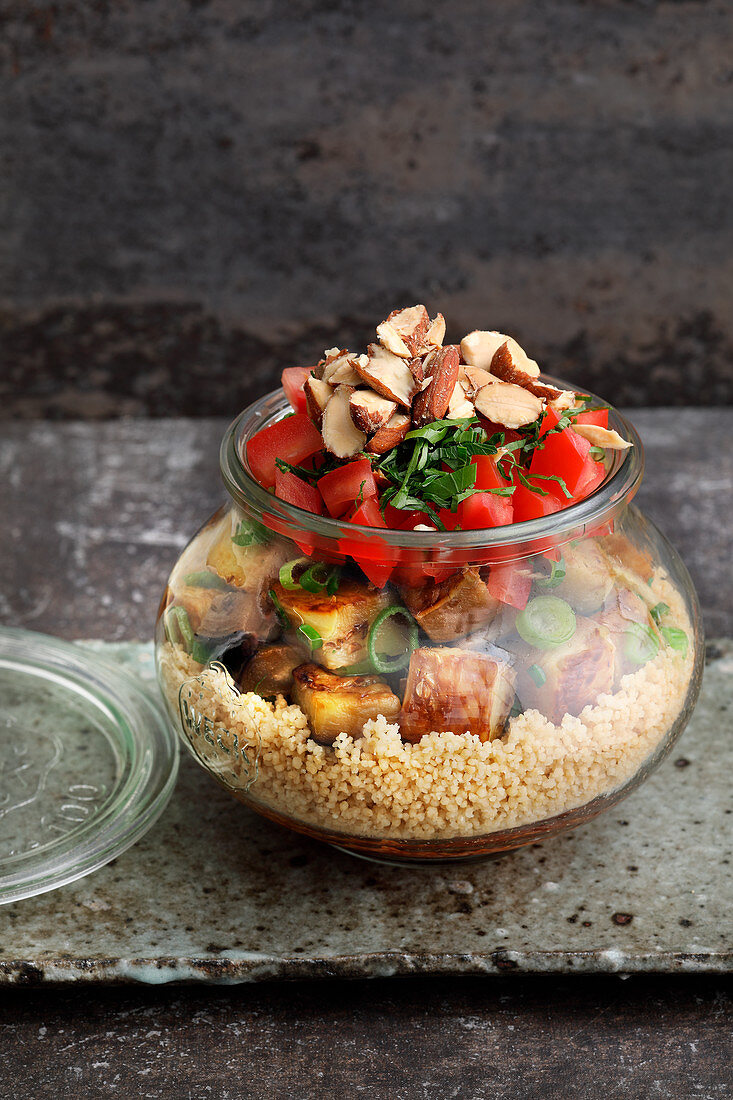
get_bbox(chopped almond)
[303,376,333,428]
[459,364,494,399]
[446,380,475,420]
[349,388,397,434]
[366,411,411,454]
[416,312,446,354]
[572,423,632,449]
[321,350,363,386]
[412,345,461,426]
[473,381,544,428]
[490,342,562,400]
[377,305,430,358]
[356,344,418,408]
[321,384,367,458]
[461,330,540,377]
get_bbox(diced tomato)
[478,417,523,445]
[318,459,377,518]
[341,497,393,587]
[574,455,607,501]
[274,467,324,515]
[470,455,510,493]
[437,508,462,532]
[511,479,564,523]
[528,409,592,497]
[457,491,513,530]
[573,407,609,430]
[246,414,323,488]
[486,561,532,610]
[281,366,314,415]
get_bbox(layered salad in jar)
[157,304,697,844]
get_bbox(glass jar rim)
[219,380,644,551]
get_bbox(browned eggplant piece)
[599,532,654,586]
[594,587,659,682]
[399,648,516,743]
[238,644,303,696]
[272,578,390,670]
[399,569,502,643]
[291,663,401,745]
[517,617,616,724]
[206,526,288,592]
[176,584,275,640]
[554,540,614,614]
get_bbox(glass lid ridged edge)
[0,628,179,905]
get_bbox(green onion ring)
[516,597,577,650]
[623,622,660,666]
[367,606,418,674]
[298,624,322,651]
[278,557,310,591]
[527,663,547,687]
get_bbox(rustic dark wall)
[2,1,732,418]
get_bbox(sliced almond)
[446,380,475,420]
[321,350,363,386]
[459,364,494,399]
[473,381,544,429]
[415,312,446,354]
[549,390,577,413]
[377,304,430,359]
[303,376,333,428]
[460,330,540,377]
[321,384,367,459]
[349,389,397,434]
[490,342,562,400]
[571,424,633,450]
[366,411,411,455]
[356,344,418,408]
[377,320,412,358]
[412,345,461,426]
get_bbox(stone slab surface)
[0,637,729,985]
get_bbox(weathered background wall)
[1,0,732,419]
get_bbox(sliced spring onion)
[650,602,670,626]
[182,570,228,589]
[509,697,524,719]
[278,557,310,591]
[298,623,322,651]
[589,446,606,461]
[527,663,547,687]
[661,625,688,657]
[623,622,660,666]
[367,606,418,674]
[269,588,291,629]
[163,606,195,652]
[516,597,577,650]
[300,562,341,595]
[535,555,566,590]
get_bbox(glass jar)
[155,387,703,863]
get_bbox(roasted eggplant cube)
[238,644,303,697]
[555,541,614,615]
[291,663,401,745]
[175,585,269,639]
[517,617,616,724]
[399,648,516,743]
[400,569,501,643]
[595,587,660,682]
[207,526,288,592]
[272,578,390,670]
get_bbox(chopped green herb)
[661,626,688,657]
[232,518,271,546]
[181,570,228,590]
[650,602,670,626]
[527,663,547,687]
[268,588,291,628]
[298,623,322,651]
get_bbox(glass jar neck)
[219,386,645,563]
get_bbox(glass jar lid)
[0,628,178,904]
